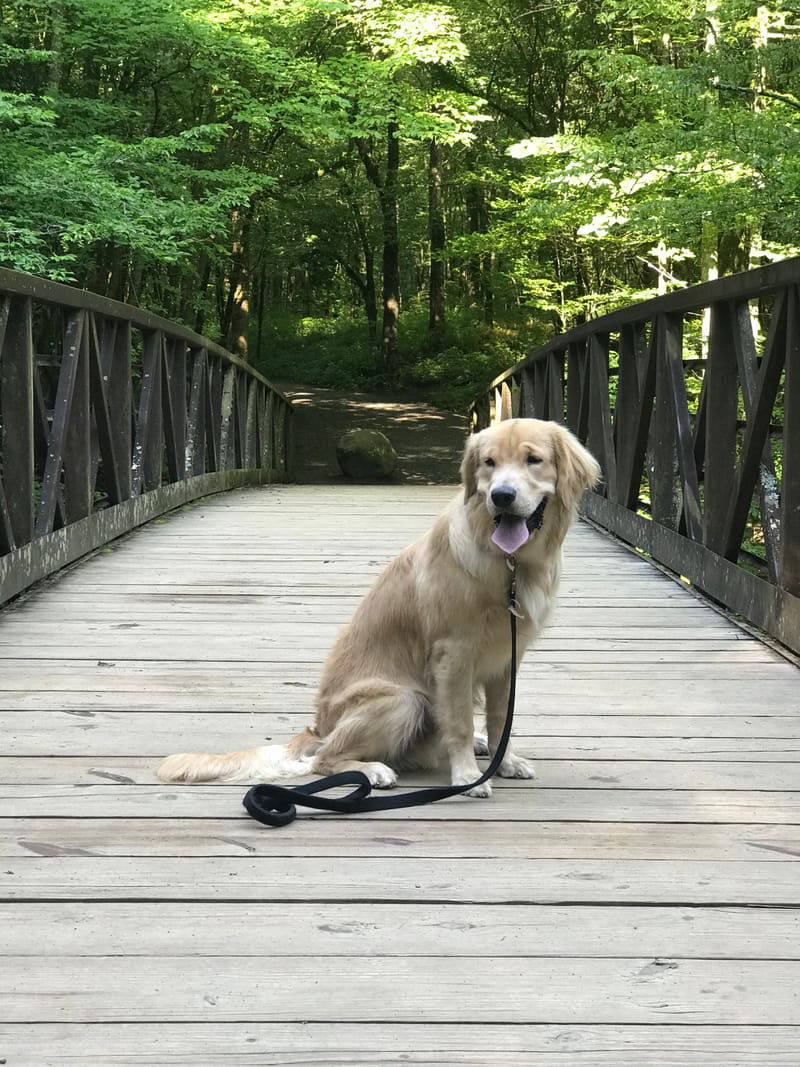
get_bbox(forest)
[2,0,799,404]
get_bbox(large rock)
[336,428,397,479]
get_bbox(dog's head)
[460,418,600,554]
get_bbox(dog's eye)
[526,454,542,465]
[484,458,495,468]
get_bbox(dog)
[156,418,600,797]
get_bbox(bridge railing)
[0,268,292,605]
[471,257,800,655]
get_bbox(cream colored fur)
[156,419,600,797]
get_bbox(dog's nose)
[491,485,517,509]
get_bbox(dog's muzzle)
[491,498,548,555]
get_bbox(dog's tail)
[155,726,322,784]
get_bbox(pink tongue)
[491,514,530,554]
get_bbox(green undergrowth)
[256,315,376,391]
[254,309,551,410]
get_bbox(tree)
[2,0,799,396]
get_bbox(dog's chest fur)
[440,502,560,680]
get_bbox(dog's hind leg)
[312,681,427,787]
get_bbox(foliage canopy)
[2,0,799,397]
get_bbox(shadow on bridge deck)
[0,483,798,1063]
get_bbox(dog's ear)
[460,432,482,502]
[551,424,601,509]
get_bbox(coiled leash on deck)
[242,555,523,828]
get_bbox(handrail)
[0,269,292,605]
[470,258,800,655]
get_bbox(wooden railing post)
[185,348,206,477]
[731,301,781,579]
[87,312,123,507]
[566,342,584,435]
[518,368,535,419]
[614,324,644,507]
[547,350,565,424]
[703,302,738,554]
[107,320,133,501]
[219,364,236,472]
[533,359,546,419]
[37,310,85,535]
[0,297,34,547]
[780,285,800,595]
[587,333,616,502]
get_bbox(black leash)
[243,556,523,828]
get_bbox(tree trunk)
[194,260,211,336]
[226,208,250,357]
[271,274,283,310]
[428,137,446,334]
[718,229,751,276]
[482,250,494,327]
[465,179,492,324]
[363,249,378,345]
[355,124,401,382]
[465,180,483,304]
[346,195,378,344]
[48,4,64,96]
[379,121,401,384]
[127,258,143,307]
[655,239,668,296]
[699,220,718,359]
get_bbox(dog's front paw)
[453,775,492,799]
[473,733,489,756]
[363,762,398,789]
[497,755,536,779]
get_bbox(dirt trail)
[279,384,468,485]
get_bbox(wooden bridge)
[0,264,799,1063]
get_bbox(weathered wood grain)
[1,1023,799,1066]
[2,855,798,904]
[3,756,799,789]
[2,818,798,861]
[4,720,798,760]
[0,658,793,680]
[2,955,799,1024]
[4,901,798,957]
[2,785,800,823]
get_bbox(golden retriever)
[156,418,599,797]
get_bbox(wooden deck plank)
[1,482,798,1059]
[3,956,800,1024]
[4,756,799,788]
[4,718,799,767]
[2,856,798,904]
[3,785,800,823]
[0,652,789,668]
[2,819,798,861]
[5,901,799,957]
[4,725,798,760]
[2,681,797,707]
[1,1023,799,1066]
